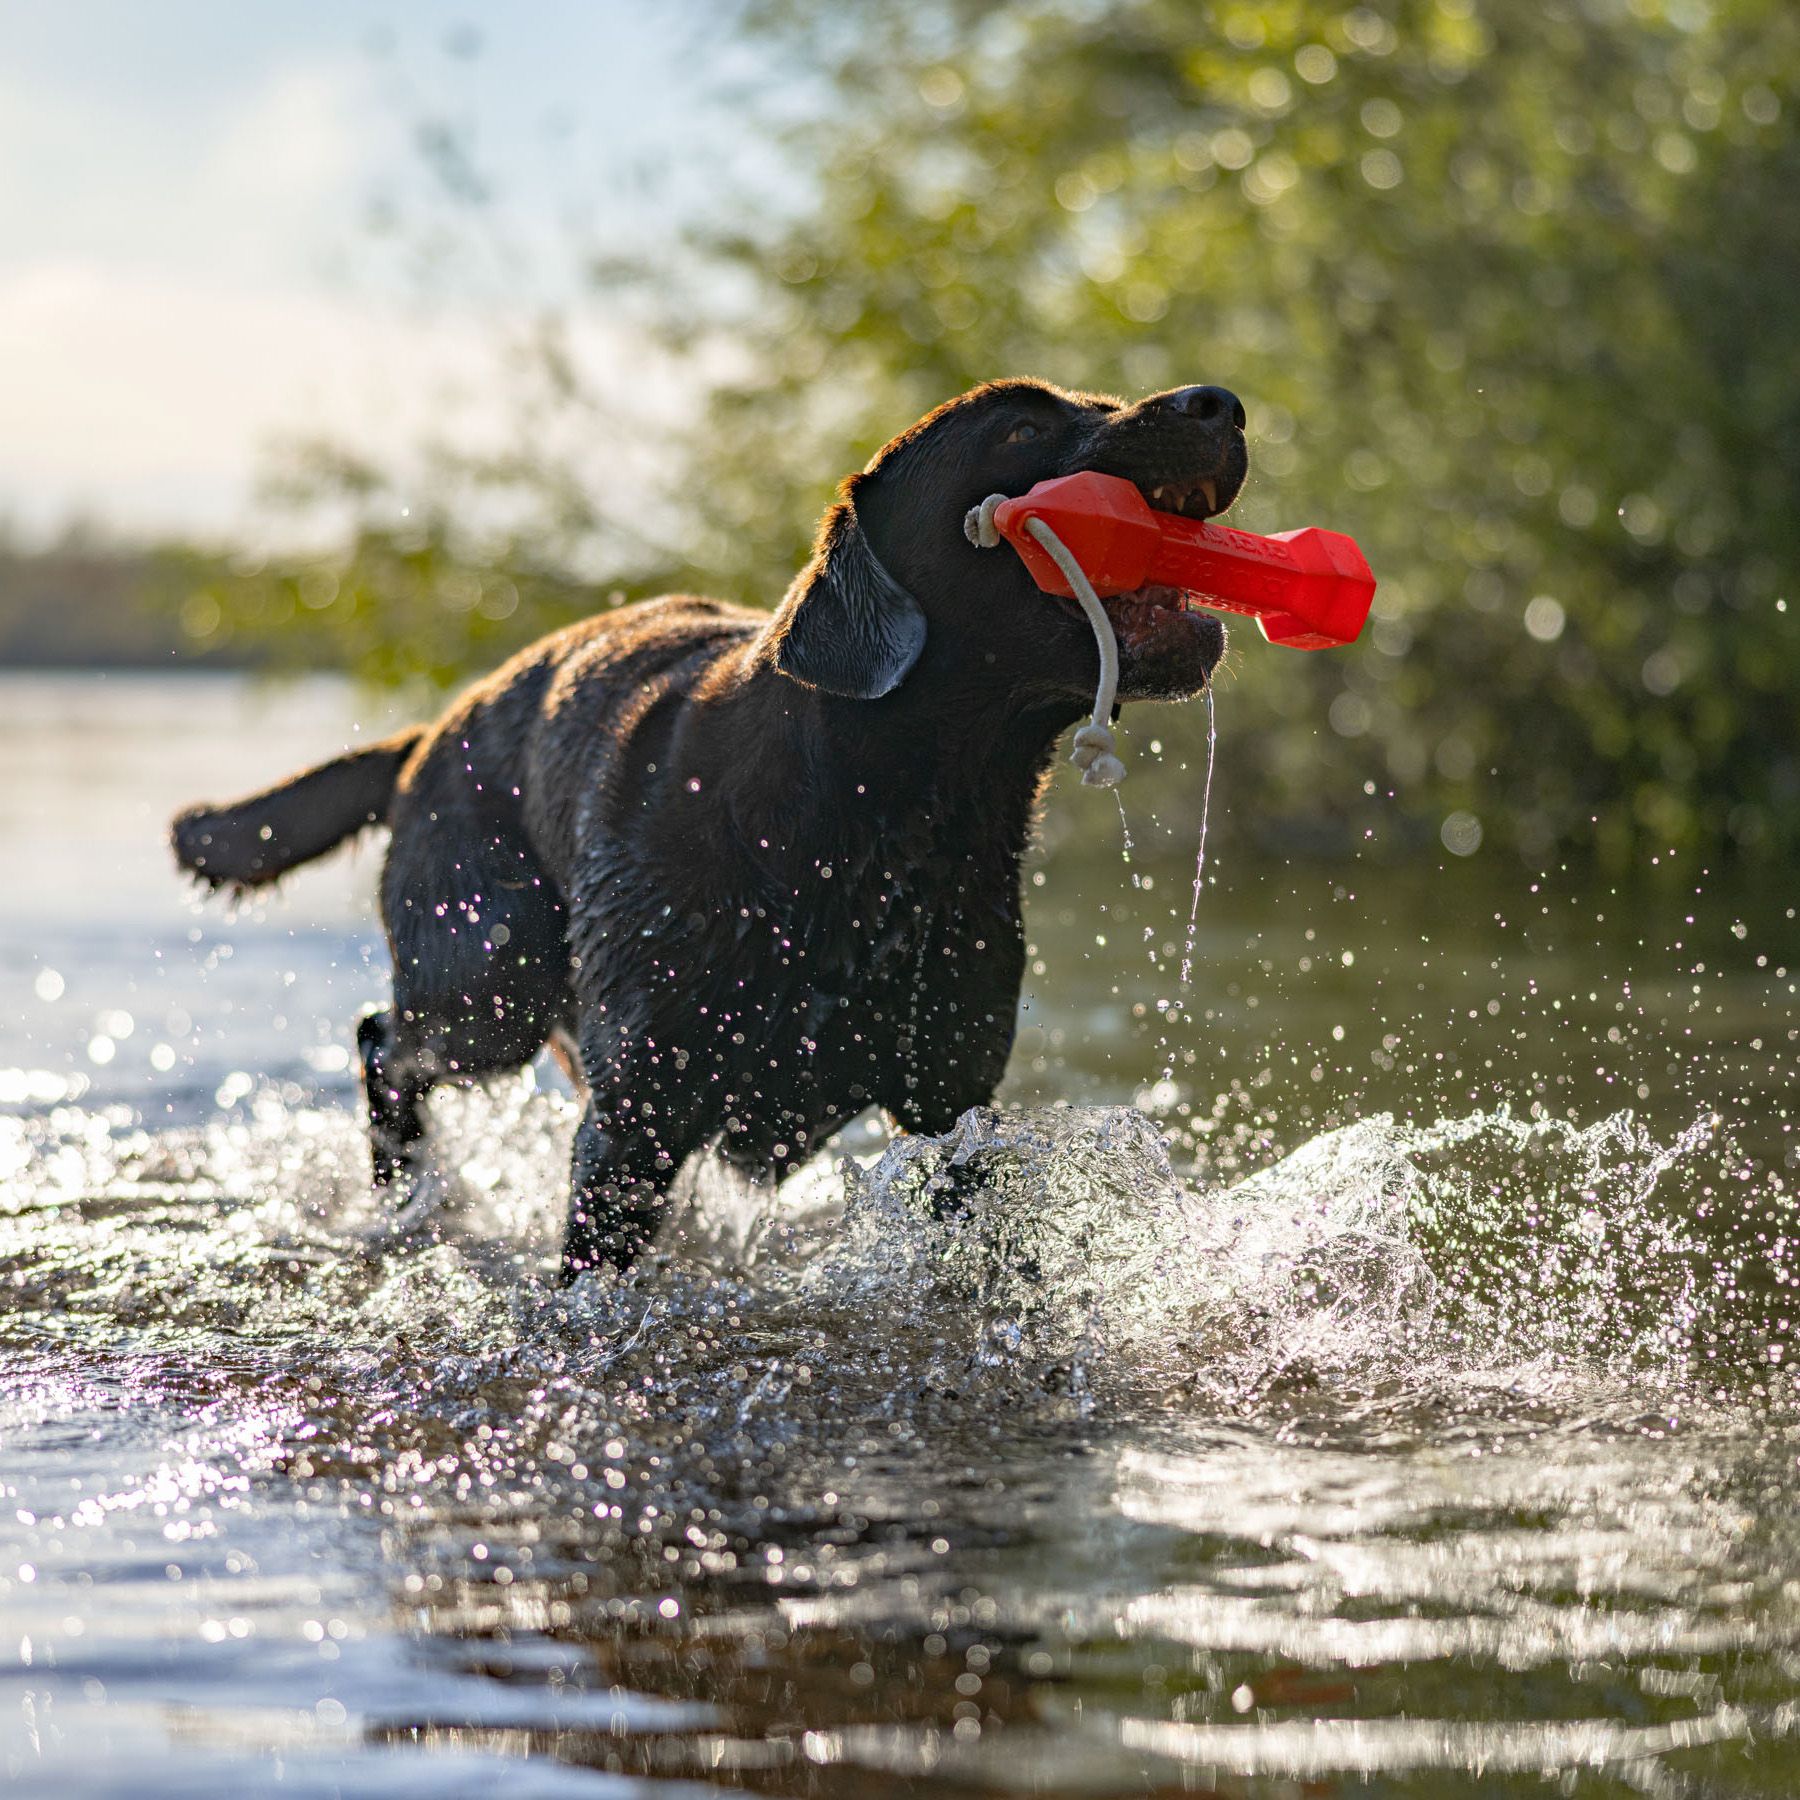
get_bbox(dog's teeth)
[1199,479,1218,513]
[1152,485,1168,503]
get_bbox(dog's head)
[771,378,1242,710]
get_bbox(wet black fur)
[172,378,1242,1278]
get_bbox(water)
[1157,680,1216,1085]
[3,671,1798,1796]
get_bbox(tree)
[689,0,1800,864]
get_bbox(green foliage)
[695,0,1800,864]
[164,423,678,690]
[164,526,600,691]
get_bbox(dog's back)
[170,596,760,899]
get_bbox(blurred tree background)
[178,0,1800,868]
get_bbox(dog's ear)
[772,487,927,700]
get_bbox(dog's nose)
[1160,385,1246,431]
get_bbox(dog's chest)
[676,854,1012,1126]
[574,780,1030,1112]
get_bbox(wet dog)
[172,378,1242,1277]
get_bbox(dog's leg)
[562,1096,704,1281]
[356,1008,431,1187]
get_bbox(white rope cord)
[964,492,1126,787]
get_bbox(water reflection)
[2,674,1798,1796]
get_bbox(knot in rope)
[963,493,1006,549]
[965,491,1125,788]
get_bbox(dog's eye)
[1004,423,1039,444]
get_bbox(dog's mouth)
[1138,474,1222,522]
[1099,581,1199,645]
[1088,472,1233,653]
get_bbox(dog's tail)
[171,724,427,890]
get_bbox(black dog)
[173,378,1243,1277]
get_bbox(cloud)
[0,258,681,545]
[0,23,717,544]
[0,54,380,287]
[0,262,406,535]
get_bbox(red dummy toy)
[988,470,1375,651]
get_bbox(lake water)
[2,670,1796,1797]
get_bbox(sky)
[0,2,767,544]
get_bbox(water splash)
[1178,681,1217,994]
[1158,680,1217,1082]
[0,1085,1746,1428]
[792,1100,1741,1428]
